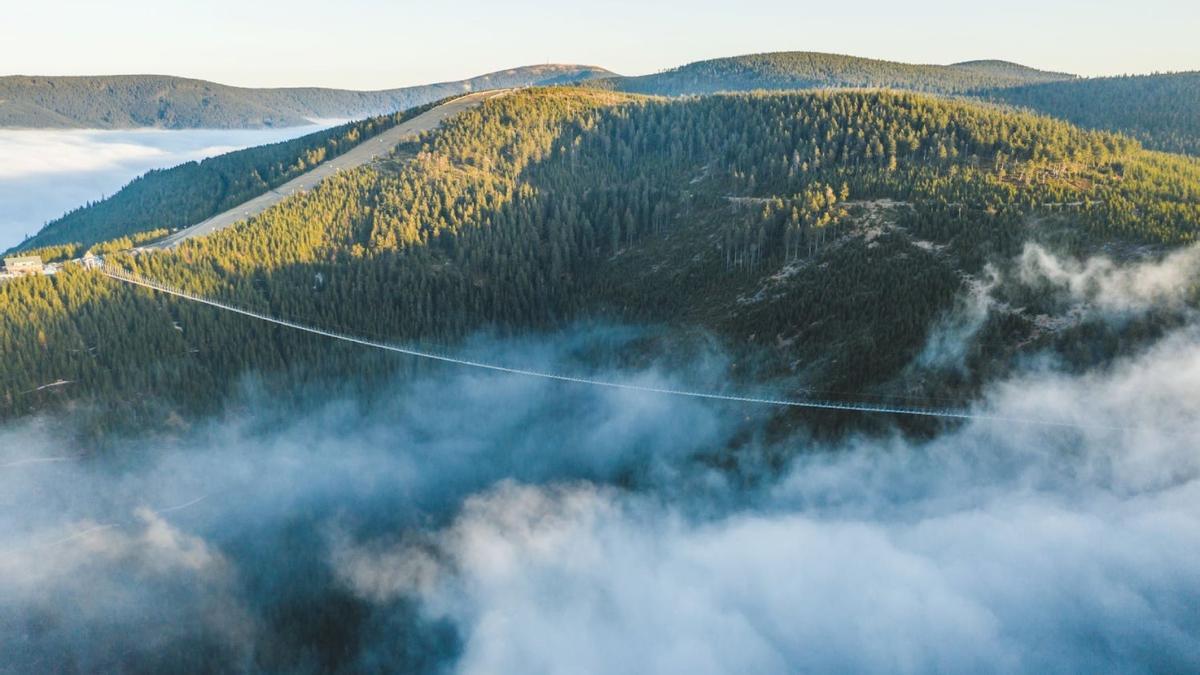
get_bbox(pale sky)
[3,0,1198,89]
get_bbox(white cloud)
[2,321,1199,671]
[1018,243,1200,313]
[333,470,1199,673]
[333,327,1200,674]
[0,506,255,671]
[916,264,999,370]
[0,124,337,249]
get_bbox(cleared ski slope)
[146,90,508,249]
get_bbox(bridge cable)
[99,265,1127,431]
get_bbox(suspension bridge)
[99,264,1105,430]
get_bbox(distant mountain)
[0,65,614,129]
[948,59,1070,81]
[598,52,1074,96]
[983,72,1200,156]
[593,52,1200,156]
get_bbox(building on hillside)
[81,251,102,269]
[3,255,44,276]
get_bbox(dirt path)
[147,90,507,249]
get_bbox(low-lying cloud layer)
[332,327,1200,674]
[0,332,740,672]
[916,242,1200,374]
[0,124,336,248]
[2,273,1199,672]
[1017,242,1200,313]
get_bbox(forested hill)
[949,59,1073,81]
[7,101,444,256]
[3,87,1199,430]
[598,52,1075,95]
[0,65,612,129]
[595,52,1200,157]
[984,72,1200,156]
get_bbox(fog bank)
[336,328,1200,674]
[0,124,339,249]
[1,315,1198,671]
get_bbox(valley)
[2,30,1199,673]
[0,122,342,248]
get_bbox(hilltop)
[0,64,613,129]
[949,59,1069,80]
[598,51,1075,95]
[984,71,1200,155]
[588,52,1200,156]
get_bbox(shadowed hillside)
[985,72,1200,155]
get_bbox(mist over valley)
[0,123,341,249]
[2,11,1199,672]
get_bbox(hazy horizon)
[3,0,1197,90]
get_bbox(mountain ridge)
[598,51,1075,96]
[587,51,1199,156]
[0,64,613,129]
[983,71,1200,155]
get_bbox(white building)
[3,255,44,276]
